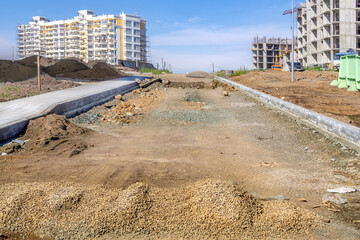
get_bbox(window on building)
[126,51,132,58]
[134,22,140,28]
[134,44,140,50]
[126,36,132,42]
[357,38,360,48]
[134,30,140,35]
[126,43,132,49]
[134,37,140,43]
[126,29,132,34]
[126,21,132,27]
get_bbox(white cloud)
[187,16,200,23]
[150,25,292,73]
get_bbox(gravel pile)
[0,179,322,239]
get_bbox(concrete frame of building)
[17,10,149,65]
[297,0,360,67]
[252,36,295,71]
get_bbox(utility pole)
[291,0,295,83]
[161,58,164,70]
[35,50,45,91]
[283,2,296,82]
[12,47,14,62]
[212,63,215,73]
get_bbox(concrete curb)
[0,80,139,143]
[214,76,360,151]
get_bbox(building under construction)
[251,36,294,70]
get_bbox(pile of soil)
[20,114,91,157]
[58,62,126,80]
[0,74,79,102]
[0,60,37,83]
[42,59,89,76]
[231,70,360,127]
[43,60,126,80]
[0,180,322,239]
[186,71,213,79]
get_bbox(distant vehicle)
[333,49,358,70]
[289,62,304,71]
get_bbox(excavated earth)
[231,70,360,127]
[0,74,359,239]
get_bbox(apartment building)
[252,36,294,70]
[297,0,360,67]
[17,10,148,65]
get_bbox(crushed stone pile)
[0,179,322,239]
[186,71,213,79]
[20,114,91,157]
[101,88,162,125]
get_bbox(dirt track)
[231,70,360,127]
[0,74,359,239]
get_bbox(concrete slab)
[0,77,142,143]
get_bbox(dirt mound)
[231,70,360,127]
[186,71,213,79]
[59,62,125,80]
[18,56,58,68]
[0,179,322,239]
[18,56,37,67]
[0,60,37,82]
[20,114,91,157]
[43,59,89,76]
[43,60,125,80]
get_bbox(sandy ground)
[231,70,360,127]
[0,74,359,239]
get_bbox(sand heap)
[0,180,322,239]
[21,114,91,157]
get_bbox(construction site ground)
[0,73,359,239]
[231,70,360,127]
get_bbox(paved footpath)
[0,77,145,143]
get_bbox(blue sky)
[0,0,304,73]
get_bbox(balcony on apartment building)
[333,0,339,9]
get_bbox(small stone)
[120,102,130,108]
[1,152,7,156]
[223,91,229,96]
[322,218,331,223]
[353,220,360,223]
[298,198,308,202]
[305,147,309,151]
[312,205,321,209]
[115,94,122,100]
[126,112,134,117]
